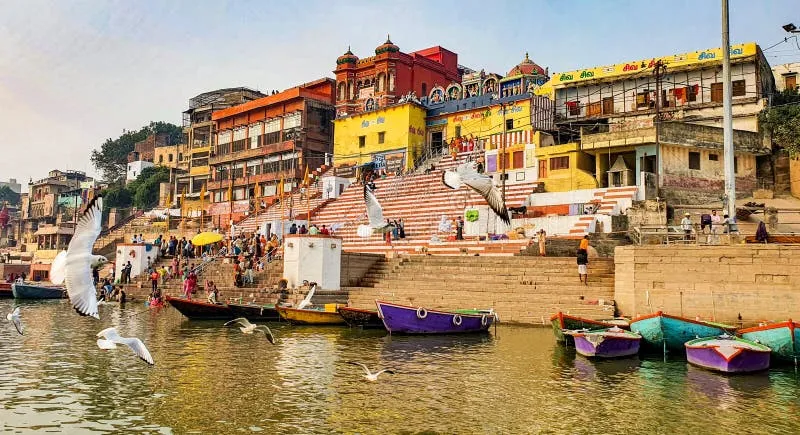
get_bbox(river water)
[1,299,798,434]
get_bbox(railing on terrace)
[631,223,757,246]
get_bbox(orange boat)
[276,306,346,325]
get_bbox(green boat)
[550,312,627,343]
[738,321,800,364]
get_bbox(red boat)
[338,306,384,329]
[0,282,11,298]
[166,296,234,320]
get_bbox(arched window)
[179,153,183,161]
[168,154,173,162]
[376,73,385,92]
[338,82,346,100]
[159,155,164,164]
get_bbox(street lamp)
[782,23,798,33]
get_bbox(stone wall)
[789,157,800,199]
[614,245,800,326]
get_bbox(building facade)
[0,178,21,194]
[208,79,335,226]
[334,37,461,117]
[773,62,799,92]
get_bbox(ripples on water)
[1,299,799,434]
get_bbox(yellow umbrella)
[191,231,224,246]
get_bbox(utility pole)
[722,0,736,219]
[653,59,667,191]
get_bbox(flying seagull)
[442,162,510,225]
[224,318,276,344]
[357,185,395,237]
[6,307,22,335]
[50,196,107,319]
[296,283,317,310]
[96,327,154,365]
[347,361,396,382]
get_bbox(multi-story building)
[207,79,335,227]
[0,178,21,195]
[334,37,461,117]
[773,62,799,92]
[538,42,775,200]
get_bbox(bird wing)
[119,337,155,365]
[347,361,371,375]
[11,315,23,335]
[255,325,276,345]
[96,338,117,349]
[363,186,385,229]
[97,327,120,340]
[65,196,104,319]
[297,284,316,310]
[224,317,253,328]
[50,250,68,285]
[376,369,396,376]
[442,170,462,190]
[461,175,511,225]
[12,307,20,317]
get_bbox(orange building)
[207,78,335,227]
[334,36,461,117]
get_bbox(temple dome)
[507,52,545,77]
[336,47,359,66]
[375,35,400,55]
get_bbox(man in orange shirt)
[579,235,589,251]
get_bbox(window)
[587,101,602,117]
[602,97,614,114]
[686,85,698,102]
[505,119,514,130]
[732,80,746,97]
[708,153,718,161]
[359,136,366,148]
[566,101,580,116]
[689,152,701,170]
[636,92,650,109]
[512,151,524,169]
[168,154,173,162]
[454,126,461,138]
[179,153,183,161]
[734,157,739,174]
[711,82,723,103]
[158,155,164,164]
[378,132,385,144]
[549,156,570,170]
[786,75,797,90]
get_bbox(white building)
[0,178,21,193]
[772,62,799,92]
[127,161,154,182]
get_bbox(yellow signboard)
[549,42,757,87]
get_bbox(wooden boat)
[738,321,800,363]
[375,301,496,334]
[566,327,642,358]
[166,296,234,320]
[228,303,280,321]
[338,306,384,329]
[276,306,347,325]
[12,282,66,299]
[630,311,735,352]
[549,312,626,343]
[0,282,12,298]
[685,335,771,373]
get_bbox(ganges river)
[1,299,799,434]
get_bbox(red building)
[334,36,461,116]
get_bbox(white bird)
[347,361,396,381]
[6,307,22,335]
[357,185,395,238]
[96,327,154,365]
[296,283,316,310]
[442,162,510,225]
[223,318,276,344]
[50,196,107,319]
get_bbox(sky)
[0,0,798,191]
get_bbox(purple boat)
[685,335,771,374]
[375,300,496,334]
[567,327,642,358]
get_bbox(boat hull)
[0,283,12,298]
[630,312,732,352]
[376,301,494,334]
[338,307,384,329]
[685,336,771,373]
[11,283,66,299]
[549,312,620,343]
[739,321,800,363]
[166,296,234,320]
[571,329,642,358]
[276,306,346,325]
[228,303,280,321]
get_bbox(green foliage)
[102,185,133,208]
[760,89,800,156]
[99,166,170,210]
[0,186,20,206]
[90,121,182,182]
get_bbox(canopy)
[191,232,223,246]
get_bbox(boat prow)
[685,335,771,373]
[566,327,642,358]
[630,311,735,352]
[11,282,66,299]
[166,296,234,320]
[738,320,799,363]
[550,312,624,344]
[376,300,496,334]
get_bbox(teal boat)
[738,321,799,364]
[630,311,735,353]
[12,282,67,299]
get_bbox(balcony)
[206,168,299,190]
[209,140,297,166]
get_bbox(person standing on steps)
[577,247,589,286]
[681,213,693,242]
[456,216,464,241]
[537,229,547,257]
[579,234,589,252]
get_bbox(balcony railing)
[209,140,297,166]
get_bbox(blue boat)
[12,282,67,299]
[630,311,735,353]
[738,320,799,364]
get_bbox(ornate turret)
[375,35,400,55]
[336,46,359,67]
[507,52,546,77]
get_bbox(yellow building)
[535,141,598,192]
[333,102,427,175]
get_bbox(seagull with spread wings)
[96,327,154,365]
[357,185,395,238]
[6,307,23,335]
[224,318,276,344]
[347,361,396,381]
[50,196,107,319]
[442,162,510,225]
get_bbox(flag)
[302,165,310,187]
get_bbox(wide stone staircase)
[345,255,616,325]
[311,151,536,256]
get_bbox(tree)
[0,186,20,206]
[760,89,800,156]
[129,166,170,209]
[91,121,182,182]
[101,185,133,208]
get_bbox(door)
[431,131,443,154]
[786,75,797,91]
[602,97,614,114]
[538,159,547,179]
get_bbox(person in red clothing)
[150,270,159,293]
[320,225,330,235]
